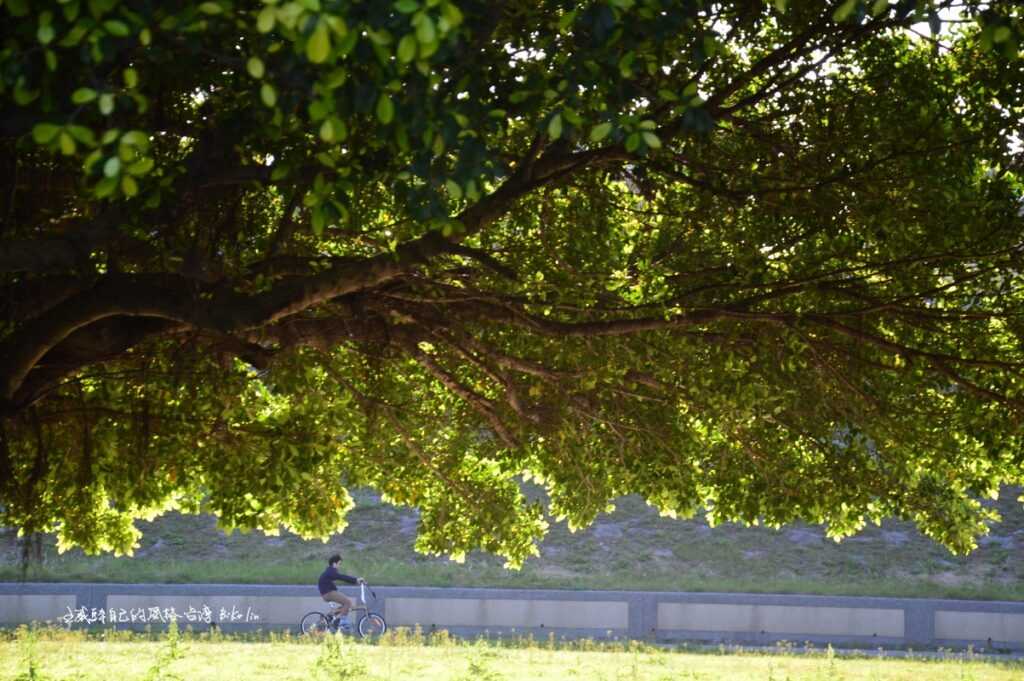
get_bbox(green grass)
[2,627,1022,681]
[3,488,1022,600]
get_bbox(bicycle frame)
[327,582,374,616]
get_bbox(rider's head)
[328,553,342,566]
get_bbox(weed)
[822,644,843,681]
[142,619,185,681]
[958,658,977,681]
[13,626,46,681]
[428,628,453,647]
[313,633,367,680]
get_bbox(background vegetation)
[5,488,1021,600]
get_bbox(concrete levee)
[0,594,76,624]
[0,582,1021,650]
[387,597,628,631]
[656,603,904,638]
[105,595,327,626]
[935,611,1024,646]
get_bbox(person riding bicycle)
[317,553,364,632]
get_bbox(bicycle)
[300,581,387,638]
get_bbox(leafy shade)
[1,0,1023,566]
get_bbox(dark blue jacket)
[318,566,357,595]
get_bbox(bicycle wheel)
[300,611,331,635]
[357,612,386,638]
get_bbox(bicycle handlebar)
[359,581,377,602]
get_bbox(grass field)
[3,488,1022,601]
[1,627,1022,681]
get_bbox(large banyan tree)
[1,0,1023,564]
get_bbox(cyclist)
[317,553,364,632]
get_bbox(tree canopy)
[1,0,1023,566]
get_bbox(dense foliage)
[1,0,1023,565]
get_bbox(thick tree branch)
[1,112,624,404]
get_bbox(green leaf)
[547,113,563,140]
[307,21,331,63]
[618,52,635,78]
[394,0,419,13]
[331,118,347,141]
[37,24,56,45]
[13,82,39,106]
[562,108,582,126]
[103,19,131,37]
[94,177,118,198]
[260,83,277,107]
[123,68,138,89]
[257,6,276,33]
[445,179,463,201]
[309,100,329,121]
[319,119,336,142]
[833,0,857,23]
[558,10,577,31]
[104,156,122,178]
[83,150,104,173]
[67,125,96,146]
[589,122,612,143]
[367,28,394,46]
[442,3,463,28]
[311,206,326,235]
[324,68,347,89]
[31,123,62,145]
[99,93,115,116]
[199,2,223,15]
[774,0,787,12]
[59,131,77,156]
[121,174,139,197]
[121,131,150,149]
[325,15,347,37]
[376,94,395,124]
[72,88,98,104]
[415,15,436,45]
[642,131,662,149]
[127,157,155,176]
[60,23,90,47]
[247,56,265,79]
[398,34,418,63]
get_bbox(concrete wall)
[656,603,904,638]
[387,596,628,632]
[935,611,1024,646]
[0,594,76,624]
[0,582,1021,650]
